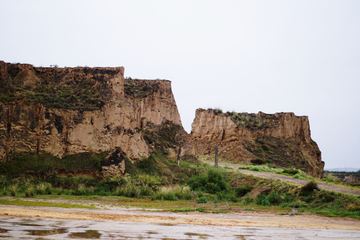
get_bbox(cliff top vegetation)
[0,62,168,110]
[0,64,117,110]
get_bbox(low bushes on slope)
[0,151,360,219]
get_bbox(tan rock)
[190,109,324,177]
[0,62,183,165]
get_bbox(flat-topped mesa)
[190,108,324,177]
[0,62,184,170]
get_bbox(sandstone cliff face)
[0,61,325,178]
[190,109,324,177]
[0,61,183,165]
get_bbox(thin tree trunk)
[177,144,182,165]
[215,145,218,169]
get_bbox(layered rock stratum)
[190,109,324,177]
[0,61,324,178]
[0,61,185,176]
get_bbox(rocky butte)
[190,109,324,177]
[0,61,324,178]
[0,61,187,177]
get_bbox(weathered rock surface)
[190,109,324,177]
[102,148,126,178]
[0,62,183,170]
[0,61,325,178]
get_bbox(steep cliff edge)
[190,108,324,177]
[0,61,324,179]
[0,61,185,176]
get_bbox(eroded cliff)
[0,61,324,179]
[190,108,324,177]
[0,61,185,177]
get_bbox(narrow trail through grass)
[202,160,360,196]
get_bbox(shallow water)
[0,216,360,239]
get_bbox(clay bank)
[0,61,324,177]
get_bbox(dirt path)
[1,205,360,230]
[238,169,360,195]
[203,160,360,195]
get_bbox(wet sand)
[0,215,360,239]
[1,205,359,230]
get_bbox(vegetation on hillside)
[0,66,165,109]
[0,66,117,110]
[140,120,183,152]
[200,108,280,130]
[1,151,359,219]
[124,78,160,98]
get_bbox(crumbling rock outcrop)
[102,148,126,178]
[0,62,184,175]
[190,109,324,177]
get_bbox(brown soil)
[1,206,359,230]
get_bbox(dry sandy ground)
[1,205,359,231]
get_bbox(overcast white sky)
[1,0,359,169]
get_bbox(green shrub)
[322,177,335,182]
[318,191,335,203]
[251,159,264,165]
[256,194,270,206]
[264,159,272,164]
[115,180,141,198]
[293,173,306,180]
[152,185,192,201]
[282,168,299,175]
[53,187,64,195]
[36,182,52,195]
[242,194,254,205]
[137,155,158,174]
[283,194,296,203]
[136,174,162,189]
[174,185,192,200]
[302,195,315,203]
[25,186,35,197]
[188,169,227,194]
[227,191,239,203]
[2,187,7,196]
[9,184,18,197]
[152,186,180,201]
[300,181,318,196]
[235,184,253,197]
[267,191,282,205]
[74,184,88,195]
[196,197,208,203]
[139,185,154,196]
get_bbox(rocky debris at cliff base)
[101,148,127,178]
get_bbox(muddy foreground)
[1,205,359,231]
